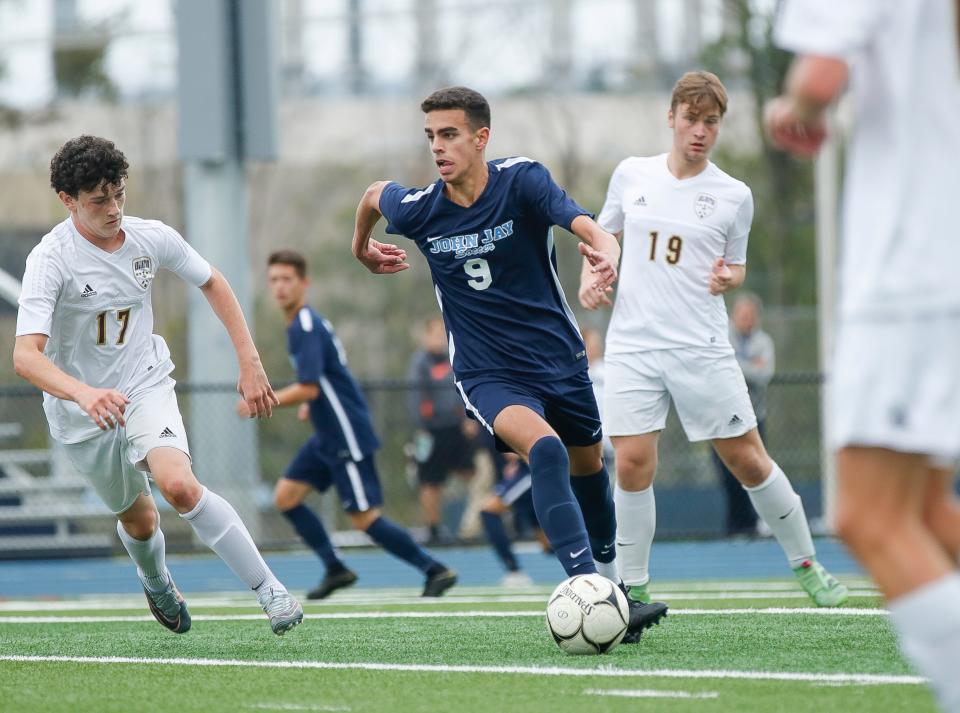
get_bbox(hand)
[75,386,130,430]
[358,239,410,275]
[763,96,828,159]
[709,258,734,295]
[297,403,310,422]
[578,281,613,310]
[236,360,280,419]
[235,399,251,418]
[578,241,618,308]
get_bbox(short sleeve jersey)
[16,216,212,444]
[597,154,754,354]
[287,305,380,465]
[379,157,590,382]
[776,0,960,318]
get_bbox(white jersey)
[16,216,212,444]
[598,154,753,354]
[776,0,960,320]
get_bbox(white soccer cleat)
[257,587,303,635]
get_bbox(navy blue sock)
[366,516,439,574]
[481,510,519,572]
[528,436,596,577]
[569,466,617,564]
[282,504,344,572]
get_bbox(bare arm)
[200,267,279,418]
[571,215,621,311]
[709,260,747,296]
[352,181,410,274]
[13,334,129,430]
[236,381,318,418]
[764,55,849,158]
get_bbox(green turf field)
[0,579,937,713]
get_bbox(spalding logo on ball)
[545,573,629,655]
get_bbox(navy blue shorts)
[495,462,538,530]
[284,435,383,513]
[458,369,603,452]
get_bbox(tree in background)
[701,0,817,307]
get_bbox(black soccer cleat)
[142,574,191,634]
[622,598,668,644]
[422,567,458,597]
[307,568,359,600]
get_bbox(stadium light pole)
[814,106,840,531]
[176,0,279,538]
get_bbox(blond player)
[580,72,847,608]
[13,136,302,635]
[766,1,960,710]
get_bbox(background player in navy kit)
[350,86,667,640]
[239,250,457,598]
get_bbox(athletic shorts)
[604,348,756,442]
[457,369,602,453]
[830,314,960,465]
[415,424,476,485]
[285,436,383,512]
[61,380,191,515]
[494,463,537,527]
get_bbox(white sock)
[745,463,815,568]
[888,574,960,712]
[595,559,620,584]
[614,484,655,587]
[116,520,170,593]
[181,487,282,594]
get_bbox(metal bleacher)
[0,423,113,558]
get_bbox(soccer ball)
[545,573,629,655]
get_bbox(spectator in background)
[407,316,478,544]
[712,292,773,536]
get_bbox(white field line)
[0,590,879,612]
[584,688,719,699]
[0,654,926,686]
[243,705,349,712]
[0,607,888,624]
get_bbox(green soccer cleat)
[793,559,849,607]
[625,582,650,604]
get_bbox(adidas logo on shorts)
[159,427,176,438]
[728,414,743,426]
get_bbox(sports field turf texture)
[0,580,935,713]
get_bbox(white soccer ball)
[545,573,629,655]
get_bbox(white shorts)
[61,381,191,514]
[604,348,757,442]
[829,315,960,465]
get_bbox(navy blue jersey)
[380,157,590,381]
[287,305,380,464]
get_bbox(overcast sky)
[0,0,749,108]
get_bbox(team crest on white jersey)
[132,256,155,289]
[694,193,717,219]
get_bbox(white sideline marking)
[0,590,879,612]
[0,654,926,686]
[584,688,719,699]
[0,607,887,624]
[244,705,349,712]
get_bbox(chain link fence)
[0,374,825,559]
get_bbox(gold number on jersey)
[648,231,683,265]
[95,309,132,346]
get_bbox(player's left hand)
[358,239,410,275]
[579,242,618,292]
[763,96,828,159]
[235,399,252,418]
[237,360,280,419]
[709,258,734,295]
